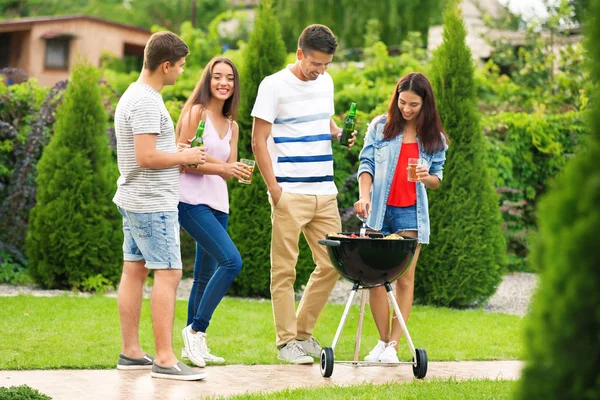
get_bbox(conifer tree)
[25,63,121,290]
[229,0,294,297]
[237,0,287,153]
[417,1,505,306]
[516,0,600,398]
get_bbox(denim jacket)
[357,115,447,244]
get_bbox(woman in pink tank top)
[174,57,248,368]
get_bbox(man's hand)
[269,185,283,207]
[181,146,206,165]
[334,128,358,150]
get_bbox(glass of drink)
[407,158,423,182]
[238,159,256,184]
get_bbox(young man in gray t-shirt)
[113,31,206,381]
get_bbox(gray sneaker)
[116,353,154,370]
[151,361,207,381]
[297,337,321,358]
[277,340,314,364]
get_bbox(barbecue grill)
[318,232,427,378]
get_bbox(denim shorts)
[117,206,182,270]
[381,204,418,235]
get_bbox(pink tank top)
[179,116,232,214]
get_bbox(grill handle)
[318,239,341,247]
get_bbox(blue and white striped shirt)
[251,66,337,195]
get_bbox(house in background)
[0,15,151,87]
[427,0,581,63]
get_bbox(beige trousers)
[269,192,342,348]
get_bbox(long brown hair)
[383,72,449,154]
[175,56,240,142]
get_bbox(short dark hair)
[298,24,338,55]
[143,31,190,71]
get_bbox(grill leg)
[352,289,368,362]
[331,283,359,350]
[385,282,416,358]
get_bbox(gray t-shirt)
[113,82,179,212]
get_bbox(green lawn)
[0,295,524,369]
[224,379,517,400]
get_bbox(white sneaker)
[364,340,387,362]
[182,327,225,364]
[181,325,206,367]
[201,344,225,364]
[378,341,400,363]
[297,337,321,357]
[277,340,314,364]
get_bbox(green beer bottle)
[188,120,205,167]
[340,102,357,147]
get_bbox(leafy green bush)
[208,9,252,50]
[25,63,122,290]
[0,79,48,204]
[417,2,505,307]
[483,110,588,271]
[177,21,221,68]
[0,385,51,400]
[332,33,431,118]
[0,78,66,267]
[489,2,593,114]
[0,250,31,285]
[516,1,600,397]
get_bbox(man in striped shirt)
[113,31,206,380]
[252,24,356,364]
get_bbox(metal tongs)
[357,204,385,238]
[357,204,368,237]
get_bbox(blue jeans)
[178,202,242,333]
[381,204,418,234]
[117,207,182,270]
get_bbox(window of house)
[44,38,71,70]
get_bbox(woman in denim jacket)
[354,72,449,363]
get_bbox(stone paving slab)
[0,361,523,399]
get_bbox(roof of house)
[0,15,151,34]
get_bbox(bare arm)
[417,166,441,190]
[134,134,204,168]
[177,105,226,176]
[181,121,248,180]
[228,121,239,163]
[330,118,342,141]
[252,117,281,202]
[354,172,373,218]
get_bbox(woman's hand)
[177,140,191,152]
[415,164,431,182]
[354,196,371,219]
[221,162,250,180]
